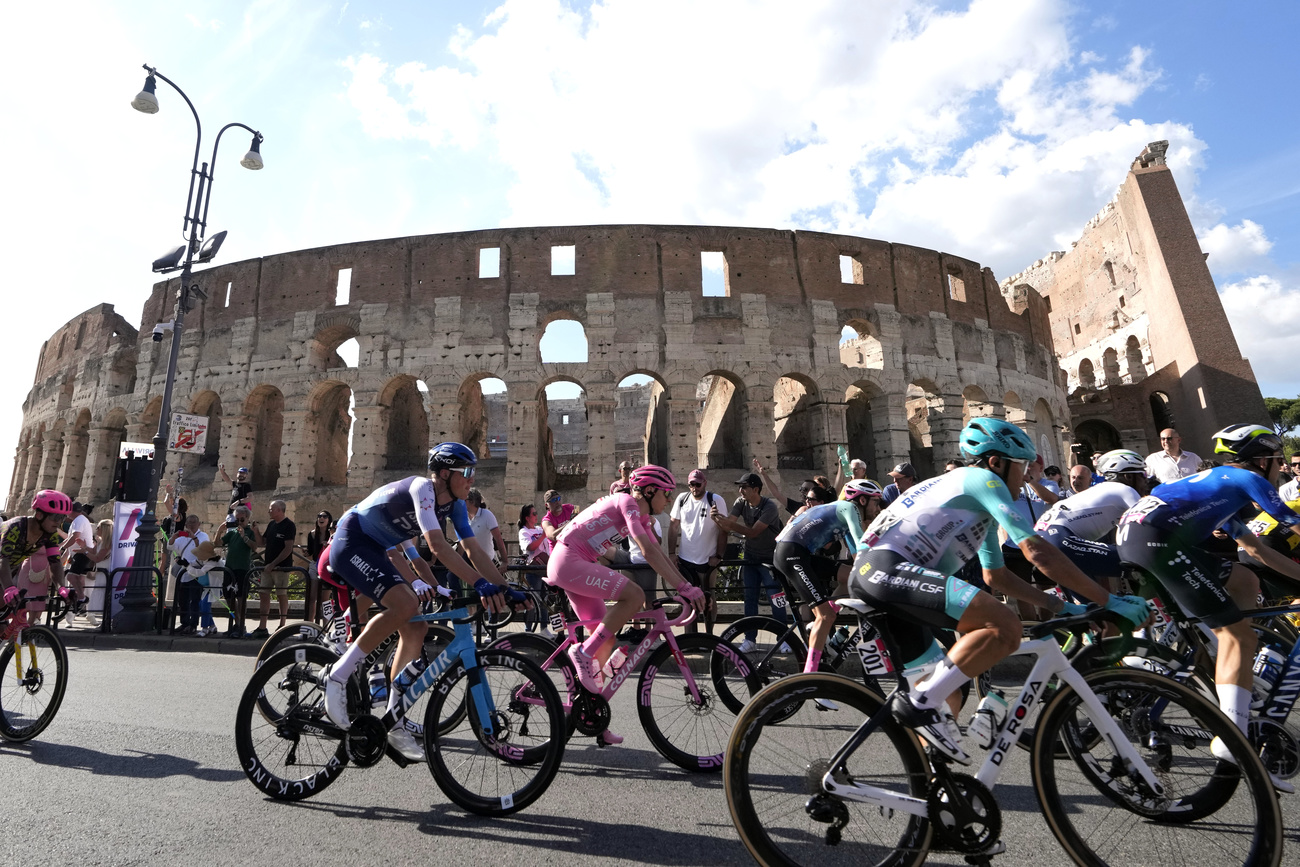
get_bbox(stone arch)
[457,373,504,461]
[1003,391,1027,426]
[94,408,129,502]
[139,396,163,438]
[244,385,285,491]
[906,379,943,479]
[189,390,223,466]
[774,373,823,471]
[1102,348,1120,385]
[1125,335,1146,382]
[539,317,589,364]
[615,371,669,469]
[840,318,884,370]
[309,315,362,370]
[380,375,429,471]
[1032,398,1059,466]
[961,385,995,426]
[1149,391,1174,433]
[1078,358,1096,390]
[9,429,32,511]
[38,418,66,490]
[845,380,885,480]
[537,376,588,490]
[1075,419,1121,459]
[58,409,92,498]
[308,380,353,487]
[697,370,747,471]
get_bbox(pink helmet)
[628,465,677,493]
[32,489,73,516]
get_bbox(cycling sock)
[908,655,967,710]
[582,624,613,657]
[1216,683,1251,736]
[804,648,822,674]
[330,643,367,683]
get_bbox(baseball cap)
[735,472,762,488]
[889,462,917,478]
[237,467,249,474]
[688,469,706,483]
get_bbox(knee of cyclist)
[621,581,645,607]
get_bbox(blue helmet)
[959,418,1036,462]
[428,442,477,472]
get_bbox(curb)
[54,629,262,657]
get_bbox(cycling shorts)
[1041,525,1123,581]
[329,511,405,603]
[545,541,629,625]
[1116,521,1242,628]
[774,541,839,609]
[847,548,980,631]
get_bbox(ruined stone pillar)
[424,383,462,447]
[8,437,30,513]
[813,400,848,481]
[584,397,616,501]
[503,395,541,518]
[666,390,701,477]
[23,439,43,499]
[929,394,966,467]
[276,410,313,489]
[347,402,386,491]
[872,393,912,475]
[82,426,122,504]
[56,428,89,499]
[745,390,778,488]
[220,415,256,481]
[37,428,65,491]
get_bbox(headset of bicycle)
[1,490,74,607]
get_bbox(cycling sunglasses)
[448,466,475,478]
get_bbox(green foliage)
[1285,435,1300,459]
[1263,396,1300,437]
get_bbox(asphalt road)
[2,647,1296,866]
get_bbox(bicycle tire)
[1033,667,1283,867]
[716,615,807,719]
[421,649,565,815]
[638,633,757,772]
[724,673,932,867]
[234,644,348,801]
[486,631,578,739]
[0,625,69,742]
[255,621,326,667]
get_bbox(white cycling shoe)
[1210,736,1295,794]
[388,725,425,762]
[890,693,970,766]
[568,644,604,693]
[318,664,351,731]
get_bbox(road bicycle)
[488,594,759,771]
[724,601,1284,867]
[0,590,69,743]
[234,596,566,815]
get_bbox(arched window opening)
[1033,399,1058,467]
[309,320,361,370]
[1149,392,1174,434]
[337,338,359,369]
[458,376,509,462]
[312,383,353,487]
[1074,419,1121,464]
[961,385,994,427]
[1003,391,1027,427]
[840,319,884,370]
[59,410,92,499]
[539,379,587,490]
[697,373,746,471]
[616,373,668,469]
[385,377,429,471]
[539,319,588,364]
[774,375,822,471]
[845,382,881,480]
[1102,348,1121,385]
[906,382,939,480]
[1103,260,1116,288]
[1078,358,1096,390]
[1125,335,1146,382]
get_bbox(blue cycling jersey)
[349,474,474,549]
[1122,465,1300,541]
[775,500,865,555]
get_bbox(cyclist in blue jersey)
[319,442,515,760]
[848,418,1150,764]
[1117,423,1300,787]
[773,478,881,676]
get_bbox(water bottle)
[826,626,852,660]
[392,659,427,696]
[1252,647,1287,707]
[602,645,629,679]
[368,668,388,710]
[966,691,1009,750]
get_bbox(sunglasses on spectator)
[688,481,703,488]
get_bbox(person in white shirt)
[668,469,729,633]
[61,502,96,619]
[448,488,506,566]
[170,514,210,634]
[1145,427,1202,485]
[1279,455,1300,501]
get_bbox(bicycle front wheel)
[234,644,348,801]
[0,625,69,742]
[1033,668,1283,867]
[725,673,932,867]
[715,615,807,714]
[638,633,757,772]
[422,649,565,816]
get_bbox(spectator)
[450,488,507,567]
[250,500,296,638]
[171,514,209,635]
[610,460,634,495]
[1280,455,1300,501]
[1043,465,1065,495]
[750,458,809,517]
[541,490,576,544]
[709,471,789,653]
[1145,427,1201,484]
[82,518,114,626]
[304,510,333,621]
[1022,456,1061,505]
[61,501,96,620]
[159,495,188,576]
[220,464,253,516]
[1068,464,1093,494]
[944,459,964,473]
[518,504,550,566]
[186,541,222,637]
[881,462,918,505]
[217,505,256,637]
[832,454,868,491]
[668,469,729,633]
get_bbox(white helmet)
[1096,449,1147,480]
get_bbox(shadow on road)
[0,741,244,783]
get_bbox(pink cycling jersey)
[554,494,655,562]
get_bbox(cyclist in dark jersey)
[1,490,74,607]
[319,442,516,761]
[1117,423,1300,785]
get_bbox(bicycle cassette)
[927,772,1001,855]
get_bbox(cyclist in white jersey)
[849,418,1152,764]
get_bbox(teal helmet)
[959,418,1037,462]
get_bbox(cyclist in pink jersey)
[547,465,705,741]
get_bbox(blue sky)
[3,0,1298,505]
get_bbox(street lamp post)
[114,64,264,633]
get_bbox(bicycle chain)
[573,692,611,736]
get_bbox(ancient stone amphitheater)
[8,224,1066,529]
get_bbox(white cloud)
[1198,220,1273,274]
[1079,50,1103,64]
[186,14,221,30]
[1220,275,1300,397]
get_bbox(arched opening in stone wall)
[616,372,668,469]
[309,319,361,370]
[538,378,587,491]
[458,375,508,461]
[140,396,162,442]
[1125,335,1146,382]
[774,374,823,472]
[840,320,884,370]
[1149,391,1174,434]
[961,385,995,426]
[245,385,284,492]
[382,375,429,471]
[38,419,66,490]
[1003,391,1027,427]
[96,408,128,501]
[25,423,46,493]
[1078,358,1096,390]
[1033,399,1059,467]
[906,381,939,480]
[845,381,883,480]
[1102,348,1121,385]
[190,391,223,467]
[697,372,746,471]
[60,410,92,499]
[311,381,353,487]
[539,318,589,364]
[1075,419,1121,463]
[9,430,31,508]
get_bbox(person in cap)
[668,469,730,633]
[220,463,253,515]
[881,462,918,505]
[710,471,789,652]
[541,489,576,544]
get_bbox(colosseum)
[8,145,1261,536]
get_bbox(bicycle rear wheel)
[422,649,565,815]
[725,673,932,867]
[486,631,577,739]
[1033,668,1283,867]
[234,644,348,801]
[0,625,69,742]
[638,633,757,772]
[715,615,807,715]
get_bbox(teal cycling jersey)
[774,500,865,556]
[859,466,1036,575]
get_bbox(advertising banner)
[119,442,155,459]
[107,501,147,616]
[168,413,209,454]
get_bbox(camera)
[152,321,175,343]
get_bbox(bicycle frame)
[814,635,1168,818]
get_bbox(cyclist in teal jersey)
[849,418,1151,764]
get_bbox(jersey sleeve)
[838,501,865,555]
[1242,472,1300,533]
[965,471,1037,547]
[977,529,1006,570]
[447,500,474,540]
[412,477,444,537]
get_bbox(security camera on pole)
[115,64,265,633]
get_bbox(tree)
[1263,396,1300,437]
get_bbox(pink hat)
[688,469,706,483]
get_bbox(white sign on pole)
[168,412,210,454]
[108,501,147,616]
[119,442,155,459]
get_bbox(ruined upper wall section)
[33,304,138,386]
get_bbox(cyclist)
[1116,423,1300,786]
[319,443,515,761]
[548,464,706,744]
[773,478,882,676]
[1,491,74,618]
[1032,448,1152,592]
[848,418,1148,765]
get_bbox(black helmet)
[428,442,477,472]
[1212,424,1282,462]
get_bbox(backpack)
[675,490,722,517]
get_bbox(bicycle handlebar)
[1026,606,1129,640]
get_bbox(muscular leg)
[1213,564,1260,690]
[587,581,645,667]
[948,592,1022,677]
[805,601,837,662]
